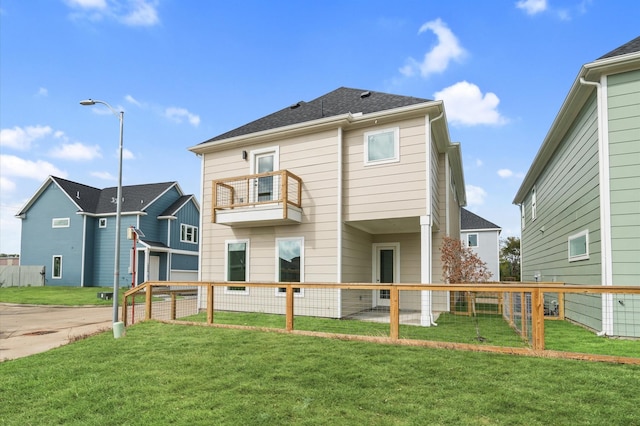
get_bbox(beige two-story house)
[189,87,466,325]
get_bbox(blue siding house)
[16,176,200,287]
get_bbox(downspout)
[81,215,86,287]
[421,109,444,326]
[580,77,613,336]
[336,127,343,315]
[196,153,205,309]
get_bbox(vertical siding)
[607,70,640,286]
[140,186,181,244]
[171,200,200,252]
[343,117,427,221]
[520,94,602,331]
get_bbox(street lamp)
[80,99,124,333]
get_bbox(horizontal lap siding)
[200,130,339,294]
[343,117,427,222]
[607,70,640,286]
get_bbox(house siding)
[343,117,427,222]
[607,70,640,286]
[521,94,602,330]
[139,186,181,244]
[171,200,201,252]
[461,229,500,281]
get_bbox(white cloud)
[125,94,142,107]
[120,0,159,26]
[0,125,53,150]
[165,107,201,127]
[516,0,547,15]
[466,185,487,206]
[122,148,135,160]
[498,168,525,179]
[476,159,483,167]
[0,198,24,254]
[0,155,67,181]
[91,171,115,180]
[65,0,159,27]
[49,142,102,161]
[434,81,507,126]
[400,18,466,78]
[0,176,16,193]
[36,87,48,97]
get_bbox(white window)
[99,218,107,228]
[52,255,62,279]
[467,233,479,247]
[52,218,70,228]
[180,224,198,244]
[568,230,589,262]
[225,240,249,294]
[364,127,399,165]
[531,188,537,221]
[275,237,304,296]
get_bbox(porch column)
[420,215,435,326]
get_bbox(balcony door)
[250,147,279,203]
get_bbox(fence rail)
[123,281,640,364]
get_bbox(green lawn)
[0,286,148,306]
[1,321,639,425]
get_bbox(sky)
[1,0,638,255]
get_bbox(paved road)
[0,303,114,362]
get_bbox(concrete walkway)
[0,303,114,362]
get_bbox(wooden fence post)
[532,288,545,351]
[390,286,399,340]
[171,293,177,320]
[207,284,214,324]
[286,285,294,332]
[145,284,153,320]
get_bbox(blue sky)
[1,0,638,254]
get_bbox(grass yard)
[0,286,148,306]
[1,321,639,425]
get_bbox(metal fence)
[123,281,640,364]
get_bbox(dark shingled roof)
[51,176,178,214]
[160,195,194,217]
[461,208,501,231]
[201,87,431,144]
[598,35,640,60]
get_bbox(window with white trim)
[467,233,479,247]
[225,240,249,294]
[99,218,107,228]
[531,187,537,221]
[521,205,525,230]
[276,237,304,296]
[568,230,589,262]
[52,255,62,279]
[52,218,70,228]
[364,127,399,165]
[180,224,198,244]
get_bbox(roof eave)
[513,51,640,205]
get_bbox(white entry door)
[372,243,400,307]
[149,255,160,281]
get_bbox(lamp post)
[80,99,124,330]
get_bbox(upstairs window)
[52,218,70,228]
[180,224,198,244]
[99,218,107,228]
[364,127,399,165]
[467,233,479,247]
[568,230,589,262]
[531,188,537,221]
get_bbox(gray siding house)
[17,176,200,287]
[513,36,640,337]
[190,87,467,325]
[460,208,501,281]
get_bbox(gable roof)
[159,195,200,218]
[461,208,501,231]
[200,87,431,144]
[598,35,640,60]
[514,36,640,204]
[17,176,186,217]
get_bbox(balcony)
[212,170,303,227]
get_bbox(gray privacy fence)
[0,265,45,287]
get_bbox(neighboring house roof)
[159,195,199,218]
[460,208,501,231]
[598,35,640,59]
[199,87,431,144]
[513,35,640,204]
[16,176,191,217]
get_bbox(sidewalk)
[0,303,114,362]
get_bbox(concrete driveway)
[0,303,114,362]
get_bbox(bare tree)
[440,236,492,283]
